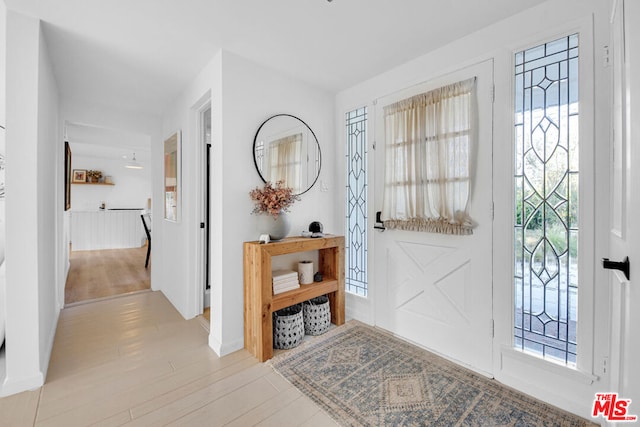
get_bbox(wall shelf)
[72,182,115,186]
[243,235,345,362]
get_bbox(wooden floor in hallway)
[0,291,334,426]
[65,246,151,305]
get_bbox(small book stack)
[272,269,300,295]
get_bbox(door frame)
[608,0,640,414]
[192,92,211,317]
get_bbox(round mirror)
[253,114,321,195]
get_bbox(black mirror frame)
[252,113,321,196]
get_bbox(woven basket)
[303,295,331,336]
[273,304,304,349]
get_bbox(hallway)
[0,291,331,426]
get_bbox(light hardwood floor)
[0,291,335,426]
[65,247,151,304]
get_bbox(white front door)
[607,0,640,419]
[374,60,494,376]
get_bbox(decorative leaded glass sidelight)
[513,34,579,365]
[346,108,368,296]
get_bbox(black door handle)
[374,211,385,231]
[602,257,630,280]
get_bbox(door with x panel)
[374,60,494,376]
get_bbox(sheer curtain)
[381,77,476,235]
[268,133,302,193]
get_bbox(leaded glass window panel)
[346,107,368,296]
[514,34,579,366]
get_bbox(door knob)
[374,211,385,231]
[602,257,630,280]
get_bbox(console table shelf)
[243,235,345,362]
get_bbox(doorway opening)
[200,104,212,321]
[65,123,152,305]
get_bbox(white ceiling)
[66,123,151,161]
[6,0,546,116]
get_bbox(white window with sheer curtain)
[381,77,476,235]
[267,133,302,193]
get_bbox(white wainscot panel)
[71,210,146,251]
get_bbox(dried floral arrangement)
[87,170,102,179]
[249,180,300,218]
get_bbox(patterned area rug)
[269,321,595,426]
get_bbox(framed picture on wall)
[72,169,87,183]
[164,131,181,222]
[65,141,72,210]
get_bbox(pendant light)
[125,152,143,169]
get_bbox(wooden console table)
[243,235,345,362]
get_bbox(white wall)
[336,0,610,419]
[5,10,42,394]
[71,155,151,210]
[0,0,7,245]
[0,0,6,378]
[156,55,216,325]
[4,10,61,395]
[158,49,335,355]
[0,0,5,126]
[215,51,335,355]
[36,28,61,378]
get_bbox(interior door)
[374,60,494,376]
[608,0,640,413]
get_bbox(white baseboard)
[39,308,60,381]
[345,293,374,325]
[1,372,44,397]
[208,333,243,357]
